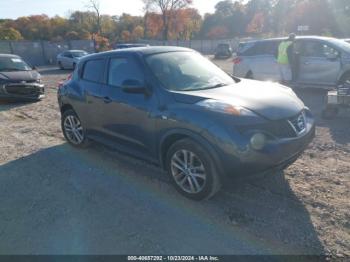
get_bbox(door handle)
[304,62,310,65]
[103,96,112,104]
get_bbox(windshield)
[328,38,350,53]
[146,51,235,91]
[0,57,32,72]
[71,51,88,57]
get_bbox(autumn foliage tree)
[143,0,193,40]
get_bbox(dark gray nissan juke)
[58,47,315,200]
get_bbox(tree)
[143,0,193,40]
[207,26,229,39]
[132,26,145,40]
[0,27,23,40]
[86,0,102,35]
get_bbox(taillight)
[58,74,72,89]
[232,57,242,64]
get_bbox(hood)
[172,79,305,121]
[0,70,40,82]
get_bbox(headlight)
[196,99,256,116]
[250,133,266,150]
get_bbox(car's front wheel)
[166,139,221,200]
[61,109,89,148]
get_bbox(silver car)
[233,36,350,89]
[57,50,88,70]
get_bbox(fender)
[158,128,226,179]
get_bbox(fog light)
[250,133,266,150]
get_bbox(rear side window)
[242,41,280,56]
[82,59,105,83]
[108,57,144,87]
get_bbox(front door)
[76,58,106,131]
[298,40,341,86]
[99,55,157,157]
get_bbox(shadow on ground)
[39,67,72,76]
[0,100,37,112]
[0,143,324,255]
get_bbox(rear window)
[82,59,105,83]
[241,41,280,56]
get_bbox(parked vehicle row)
[233,36,350,89]
[58,46,315,200]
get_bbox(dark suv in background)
[58,47,315,200]
[214,43,233,59]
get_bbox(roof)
[82,46,193,61]
[67,50,87,52]
[0,54,20,58]
[240,36,336,44]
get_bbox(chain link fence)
[0,40,95,66]
[0,38,244,66]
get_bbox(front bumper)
[216,115,316,177]
[0,83,45,100]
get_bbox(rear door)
[246,41,281,81]
[298,40,341,86]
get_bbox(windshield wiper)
[200,83,228,90]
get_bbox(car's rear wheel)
[72,63,76,70]
[245,71,254,79]
[322,106,339,119]
[61,109,89,147]
[339,73,350,86]
[166,139,221,200]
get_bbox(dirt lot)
[0,61,349,257]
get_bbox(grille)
[238,120,297,139]
[288,111,306,136]
[238,111,307,139]
[5,84,43,96]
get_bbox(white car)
[57,50,88,70]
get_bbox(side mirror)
[121,79,148,94]
[32,66,37,70]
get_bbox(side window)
[64,53,73,58]
[322,44,339,58]
[82,59,105,83]
[265,41,279,56]
[108,57,144,87]
[303,42,325,57]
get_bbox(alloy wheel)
[170,150,207,194]
[63,115,84,145]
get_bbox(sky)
[0,0,219,19]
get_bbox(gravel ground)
[0,62,349,257]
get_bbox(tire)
[339,73,350,87]
[61,109,89,148]
[72,63,76,70]
[58,61,64,70]
[165,139,222,200]
[245,71,254,79]
[322,107,339,119]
